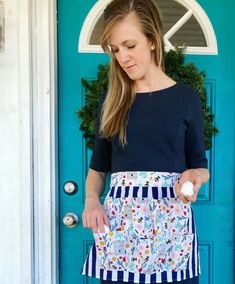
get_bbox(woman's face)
[108,12,156,82]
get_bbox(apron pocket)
[93,232,109,268]
[129,237,155,274]
[103,197,122,231]
[152,198,190,237]
[95,230,156,274]
[131,198,153,238]
[100,230,128,271]
[155,233,194,272]
[167,198,190,235]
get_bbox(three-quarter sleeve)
[89,93,112,172]
[185,91,208,169]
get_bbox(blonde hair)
[99,0,165,147]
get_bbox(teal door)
[58,1,234,284]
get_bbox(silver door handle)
[63,212,79,228]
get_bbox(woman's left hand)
[174,169,202,204]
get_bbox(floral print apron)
[81,171,200,283]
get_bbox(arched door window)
[79,0,218,55]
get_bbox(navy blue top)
[89,82,208,174]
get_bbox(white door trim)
[31,0,58,283]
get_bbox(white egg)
[180,181,194,196]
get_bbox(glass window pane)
[90,15,104,45]
[170,15,207,46]
[155,0,187,34]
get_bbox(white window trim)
[78,0,218,55]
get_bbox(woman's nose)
[118,49,131,63]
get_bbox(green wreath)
[77,47,218,150]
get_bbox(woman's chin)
[126,73,140,81]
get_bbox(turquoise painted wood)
[186,0,235,282]
[58,0,234,283]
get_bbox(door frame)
[31,0,58,283]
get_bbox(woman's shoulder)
[175,81,196,94]
[172,81,199,104]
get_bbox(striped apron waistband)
[108,171,182,199]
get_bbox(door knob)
[63,181,78,195]
[63,212,79,228]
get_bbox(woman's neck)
[133,66,176,93]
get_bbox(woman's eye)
[127,45,135,49]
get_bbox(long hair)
[99,0,165,147]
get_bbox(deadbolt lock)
[63,181,78,195]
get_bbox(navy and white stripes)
[107,186,177,200]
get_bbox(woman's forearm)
[83,168,109,232]
[85,168,107,201]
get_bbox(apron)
[81,171,200,283]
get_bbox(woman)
[81,0,210,283]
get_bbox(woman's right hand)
[82,197,110,234]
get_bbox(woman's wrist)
[187,168,210,184]
[85,195,100,202]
